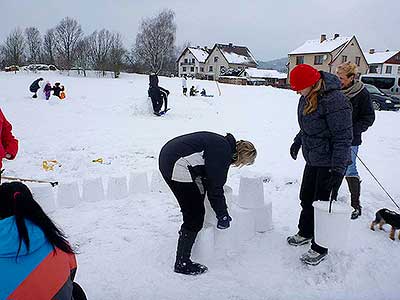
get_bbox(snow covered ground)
[1,71,399,300]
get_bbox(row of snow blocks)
[129,172,150,194]
[57,182,81,208]
[82,178,105,202]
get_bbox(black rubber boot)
[346,177,361,219]
[174,229,208,275]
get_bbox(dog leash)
[354,150,400,211]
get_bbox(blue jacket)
[294,72,353,174]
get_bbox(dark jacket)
[347,87,375,146]
[29,78,43,93]
[293,72,353,175]
[52,85,65,97]
[159,131,236,217]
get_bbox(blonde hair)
[336,61,358,78]
[232,140,257,167]
[303,78,323,115]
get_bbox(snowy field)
[1,71,399,300]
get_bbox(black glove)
[290,142,301,160]
[217,214,232,229]
[328,170,344,200]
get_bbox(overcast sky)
[0,0,398,61]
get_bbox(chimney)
[386,49,390,52]
[228,43,233,47]
[320,34,327,43]
[204,46,208,51]
[369,48,375,54]
[196,45,200,49]
[334,33,339,39]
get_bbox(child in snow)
[182,75,188,96]
[29,78,43,98]
[148,74,170,116]
[43,82,52,100]
[52,82,65,99]
[287,64,352,265]
[0,108,18,183]
[159,132,257,275]
[0,181,87,300]
[189,86,198,96]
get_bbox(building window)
[314,55,323,65]
[184,58,188,64]
[200,67,204,72]
[385,66,392,74]
[369,65,378,73]
[355,56,361,66]
[192,58,195,64]
[214,57,219,63]
[342,55,347,63]
[190,67,194,72]
[397,66,400,75]
[209,66,213,72]
[220,66,226,74]
[296,56,304,65]
[182,67,186,72]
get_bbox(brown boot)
[346,176,361,219]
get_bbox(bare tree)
[75,37,90,77]
[134,9,176,74]
[109,32,126,78]
[87,29,114,75]
[42,29,56,65]
[54,17,83,69]
[25,27,42,64]
[1,28,25,66]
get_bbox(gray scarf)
[342,80,364,99]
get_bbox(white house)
[364,49,400,75]
[177,46,211,78]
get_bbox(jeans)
[345,146,359,177]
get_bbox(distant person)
[336,62,375,219]
[52,82,65,99]
[0,108,18,183]
[182,75,188,96]
[287,64,352,265]
[200,88,206,96]
[189,86,198,96]
[29,77,43,98]
[159,132,257,275]
[148,74,170,116]
[0,181,87,299]
[43,81,52,100]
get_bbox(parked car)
[364,84,400,111]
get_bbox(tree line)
[0,9,182,77]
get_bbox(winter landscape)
[1,70,399,300]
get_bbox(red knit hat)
[290,64,321,91]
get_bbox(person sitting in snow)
[0,108,18,183]
[0,181,87,300]
[148,73,169,116]
[29,78,43,98]
[189,86,198,96]
[43,82,52,100]
[159,132,257,275]
[52,82,65,99]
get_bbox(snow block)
[192,225,215,262]
[230,204,256,242]
[57,182,80,208]
[214,225,235,253]
[82,177,105,202]
[150,170,169,193]
[237,175,265,209]
[107,176,129,200]
[129,172,149,194]
[313,201,352,250]
[253,202,273,232]
[31,185,56,213]
[204,185,233,226]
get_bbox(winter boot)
[174,229,208,275]
[287,233,312,246]
[346,177,361,219]
[300,249,327,265]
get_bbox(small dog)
[370,208,400,240]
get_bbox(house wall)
[204,48,229,80]
[177,50,205,78]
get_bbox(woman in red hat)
[287,64,353,265]
[0,109,18,182]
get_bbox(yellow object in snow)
[92,158,104,164]
[42,160,60,171]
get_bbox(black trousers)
[298,165,337,254]
[163,177,206,233]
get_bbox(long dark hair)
[0,181,74,257]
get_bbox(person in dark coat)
[159,132,257,275]
[287,64,353,265]
[0,182,87,300]
[52,82,65,99]
[29,78,43,98]
[148,74,169,116]
[189,86,198,96]
[336,62,375,219]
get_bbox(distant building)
[240,68,287,86]
[177,46,211,78]
[288,34,368,80]
[364,49,400,75]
